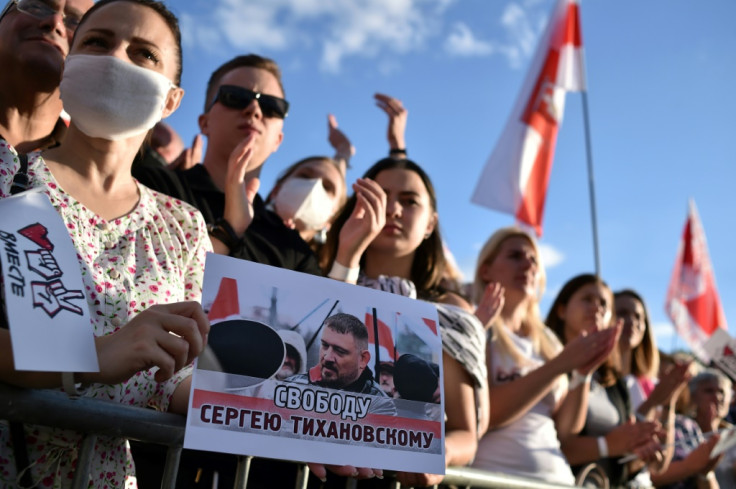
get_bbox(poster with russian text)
[0,189,97,371]
[184,253,445,474]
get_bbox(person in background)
[547,274,665,487]
[0,0,93,153]
[266,114,351,251]
[470,228,618,485]
[275,329,307,380]
[150,120,184,164]
[652,370,731,489]
[0,1,210,486]
[134,53,324,275]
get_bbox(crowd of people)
[0,1,734,488]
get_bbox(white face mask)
[60,54,175,141]
[273,178,335,231]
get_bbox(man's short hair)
[324,313,368,351]
[204,54,284,112]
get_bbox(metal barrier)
[0,383,578,489]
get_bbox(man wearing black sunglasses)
[0,0,92,153]
[134,53,322,274]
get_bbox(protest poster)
[0,189,97,371]
[184,253,445,474]
[703,329,736,381]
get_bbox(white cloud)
[444,22,496,56]
[179,0,548,72]
[181,0,450,73]
[441,2,544,68]
[538,242,564,269]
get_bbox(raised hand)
[650,360,692,408]
[223,134,260,238]
[167,133,203,171]
[374,93,407,151]
[88,301,210,385]
[606,416,661,457]
[554,324,620,376]
[334,178,386,270]
[327,114,354,165]
[475,282,505,330]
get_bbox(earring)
[424,232,431,239]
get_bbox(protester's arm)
[488,327,617,429]
[560,418,660,465]
[650,435,722,487]
[330,178,386,283]
[328,114,354,169]
[0,302,209,388]
[374,93,407,155]
[212,135,259,257]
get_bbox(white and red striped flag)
[666,200,728,361]
[472,0,586,236]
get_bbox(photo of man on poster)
[287,313,396,415]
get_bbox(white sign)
[703,329,736,381]
[0,189,97,372]
[185,254,445,474]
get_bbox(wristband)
[62,372,87,398]
[597,436,609,458]
[389,148,407,155]
[328,261,360,283]
[568,369,592,390]
[697,471,715,481]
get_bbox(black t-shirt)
[133,162,323,276]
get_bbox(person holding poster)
[470,228,619,485]
[321,153,488,487]
[0,1,210,487]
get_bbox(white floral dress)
[0,141,212,488]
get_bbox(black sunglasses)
[208,85,289,119]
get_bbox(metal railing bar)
[71,434,96,489]
[0,384,185,446]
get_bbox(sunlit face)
[68,2,182,119]
[480,236,539,301]
[368,168,436,258]
[71,3,177,80]
[319,326,369,389]
[558,282,613,343]
[0,0,92,78]
[693,379,732,420]
[615,294,647,350]
[199,66,284,174]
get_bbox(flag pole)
[580,90,601,276]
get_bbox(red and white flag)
[472,0,586,236]
[666,200,727,361]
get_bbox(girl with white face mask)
[266,113,350,249]
[0,1,210,486]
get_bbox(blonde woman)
[470,227,618,484]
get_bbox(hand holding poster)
[0,189,97,372]
[185,253,445,474]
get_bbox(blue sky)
[162,0,736,352]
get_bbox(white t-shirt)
[472,327,575,485]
